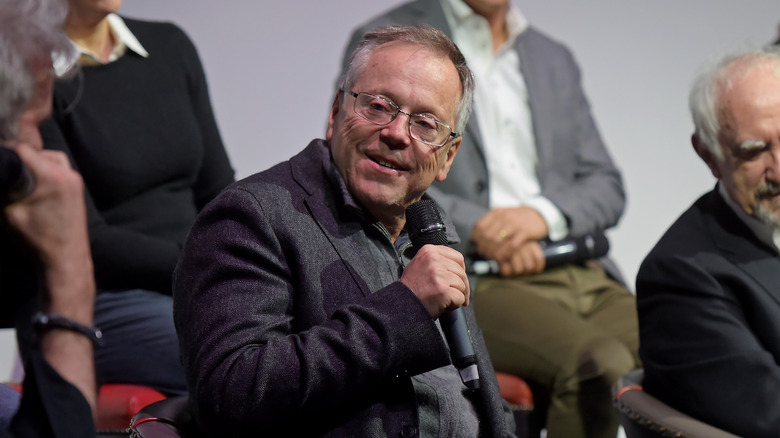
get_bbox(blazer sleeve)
[525,31,625,236]
[637,251,780,438]
[172,185,451,436]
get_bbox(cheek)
[331,121,371,174]
[15,120,43,150]
[418,147,447,171]
[735,163,766,192]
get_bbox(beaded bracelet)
[32,312,103,347]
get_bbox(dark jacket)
[638,186,780,438]
[173,140,514,437]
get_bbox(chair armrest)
[130,395,202,438]
[613,370,740,438]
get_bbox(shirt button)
[400,425,418,437]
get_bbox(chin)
[754,200,780,229]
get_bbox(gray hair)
[689,45,780,161]
[338,24,475,136]
[0,0,75,144]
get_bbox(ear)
[434,137,461,182]
[325,92,342,143]
[692,134,722,179]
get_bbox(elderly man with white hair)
[637,45,780,438]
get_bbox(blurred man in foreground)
[0,0,98,436]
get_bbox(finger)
[38,149,72,167]
[530,243,546,274]
[521,249,542,275]
[508,252,527,277]
[4,202,30,229]
[452,269,471,306]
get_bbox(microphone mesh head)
[405,199,448,247]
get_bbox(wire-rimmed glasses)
[343,90,459,148]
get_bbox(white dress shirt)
[441,0,569,241]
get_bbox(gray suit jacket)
[341,0,625,279]
[637,186,780,438]
[173,140,515,437]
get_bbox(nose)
[379,112,412,150]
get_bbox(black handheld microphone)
[406,199,480,390]
[0,147,35,206]
[470,232,610,275]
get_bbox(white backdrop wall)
[115,0,778,287]
[1,1,778,380]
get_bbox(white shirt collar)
[74,14,149,65]
[108,14,149,58]
[718,183,780,253]
[442,0,528,46]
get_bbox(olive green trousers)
[474,263,640,438]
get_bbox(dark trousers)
[94,289,187,395]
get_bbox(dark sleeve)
[637,251,780,438]
[8,316,94,438]
[173,186,450,436]
[40,119,181,294]
[175,24,235,210]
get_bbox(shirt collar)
[442,0,528,44]
[718,183,780,253]
[74,14,149,65]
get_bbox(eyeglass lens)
[354,93,451,146]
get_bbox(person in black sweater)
[1,0,98,436]
[40,0,235,395]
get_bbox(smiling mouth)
[370,156,404,171]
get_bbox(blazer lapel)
[290,141,376,298]
[708,189,780,306]
[515,28,552,182]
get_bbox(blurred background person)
[1,0,97,436]
[39,0,235,395]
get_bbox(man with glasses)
[173,24,515,437]
[341,1,639,437]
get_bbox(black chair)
[129,396,202,438]
[612,369,739,438]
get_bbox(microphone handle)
[542,241,581,267]
[439,307,479,390]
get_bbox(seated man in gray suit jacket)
[638,46,780,438]
[173,25,516,437]
[341,1,639,438]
